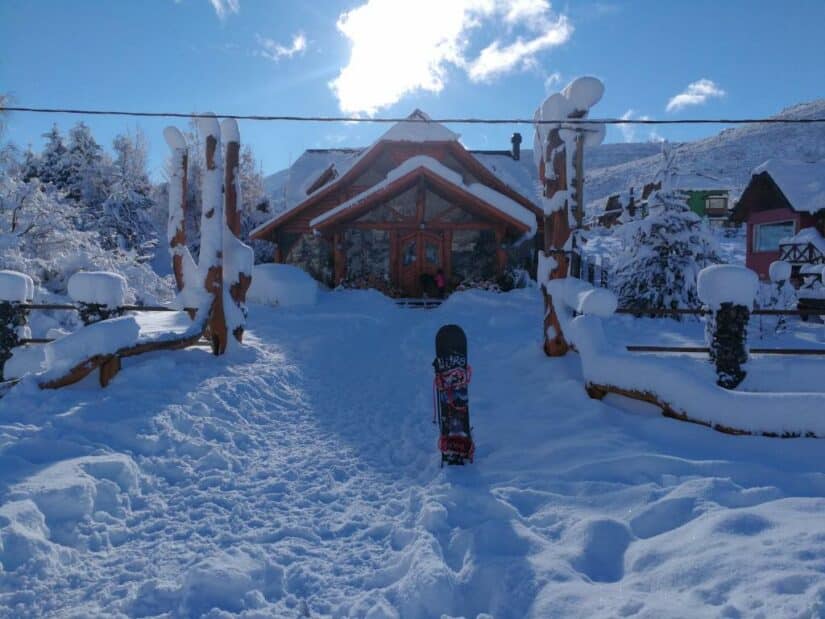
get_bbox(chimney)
[511,132,522,160]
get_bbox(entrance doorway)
[398,231,444,297]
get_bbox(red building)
[731,159,825,279]
[251,111,542,297]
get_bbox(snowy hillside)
[3,289,825,617]
[586,99,825,210]
[263,100,825,218]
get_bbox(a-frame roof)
[310,156,536,235]
[250,111,540,240]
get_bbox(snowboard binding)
[433,325,475,467]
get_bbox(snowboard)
[433,324,475,466]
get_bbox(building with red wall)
[731,159,825,279]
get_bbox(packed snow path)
[2,290,825,618]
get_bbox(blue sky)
[2,0,824,180]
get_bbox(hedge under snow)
[67,271,128,308]
[0,270,34,303]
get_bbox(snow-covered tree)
[34,125,70,188]
[99,131,157,254]
[613,146,719,314]
[65,122,111,210]
[238,145,275,262]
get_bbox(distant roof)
[672,172,732,191]
[753,159,825,214]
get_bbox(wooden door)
[398,231,444,297]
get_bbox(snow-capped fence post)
[197,116,228,355]
[221,119,254,344]
[534,77,605,357]
[163,127,188,293]
[697,265,758,389]
[68,271,127,326]
[0,271,34,380]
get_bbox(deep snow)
[2,289,825,618]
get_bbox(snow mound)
[4,344,46,380]
[0,499,65,573]
[577,288,618,317]
[0,270,34,303]
[247,264,318,307]
[7,455,140,552]
[562,76,605,112]
[220,118,240,143]
[162,126,186,150]
[697,265,758,309]
[67,271,127,308]
[769,260,792,283]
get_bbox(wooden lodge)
[251,111,542,297]
[731,159,825,279]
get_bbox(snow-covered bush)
[697,265,758,389]
[247,263,318,307]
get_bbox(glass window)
[754,221,795,252]
[403,240,417,266]
[706,196,727,211]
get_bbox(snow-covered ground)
[2,289,825,618]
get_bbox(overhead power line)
[2,105,825,125]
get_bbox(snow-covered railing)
[550,268,825,438]
[0,269,202,384]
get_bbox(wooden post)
[333,232,347,285]
[223,128,252,343]
[570,130,585,279]
[164,127,189,293]
[494,227,507,275]
[171,150,188,292]
[541,128,571,357]
[203,132,227,356]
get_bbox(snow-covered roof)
[377,109,460,143]
[753,159,825,213]
[471,150,541,205]
[672,172,731,192]
[310,155,537,234]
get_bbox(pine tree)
[65,122,110,208]
[613,145,719,314]
[37,124,70,188]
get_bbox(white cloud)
[330,0,571,115]
[210,0,239,19]
[467,16,571,82]
[666,78,725,112]
[617,109,660,143]
[618,109,637,142]
[544,71,562,92]
[258,33,307,61]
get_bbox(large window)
[754,220,795,252]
